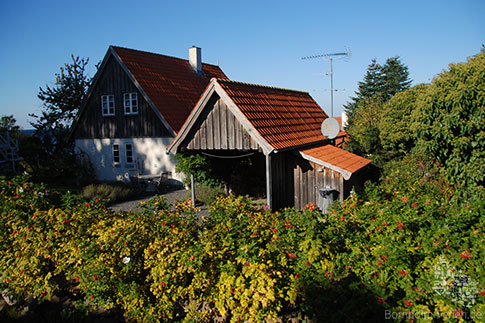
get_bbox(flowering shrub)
[1,174,483,322]
[328,162,485,321]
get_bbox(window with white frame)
[112,144,120,165]
[124,93,138,115]
[101,95,115,116]
[125,143,134,164]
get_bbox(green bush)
[411,50,485,187]
[80,182,137,203]
[195,182,225,205]
[1,176,483,322]
[174,153,220,187]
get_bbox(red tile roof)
[112,46,228,133]
[217,79,328,150]
[300,144,371,177]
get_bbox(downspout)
[265,153,272,209]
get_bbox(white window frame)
[125,143,134,164]
[101,95,115,116]
[124,93,138,115]
[112,144,120,165]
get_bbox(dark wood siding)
[293,158,345,209]
[270,152,295,210]
[73,55,171,139]
[184,96,261,151]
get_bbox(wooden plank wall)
[185,96,260,151]
[293,158,344,209]
[73,56,171,139]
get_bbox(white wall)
[75,137,183,183]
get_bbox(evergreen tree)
[381,56,412,101]
[344,59,384,119]
[343,56,412,164]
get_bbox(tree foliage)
[379,83,428,156]
[31,55,91,134]
[0,115,20,135]
[344,57,411,161]
[23,55,94,184]
[412,50,485,187]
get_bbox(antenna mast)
[302,50,350,117]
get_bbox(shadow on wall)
[75,137,184,187]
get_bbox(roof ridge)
[110,45,221,68]
[215,78,310,95]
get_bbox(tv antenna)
[302,49,350,117]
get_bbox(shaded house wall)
[73,55,172,139]
[72,55,175,182]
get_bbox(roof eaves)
[299,149,353,180]
[167,79,217,153]
[214,79,274,155]
[68,47,115,140]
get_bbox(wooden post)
[265,154,272,209]
[191,174,196,207]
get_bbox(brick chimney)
[189,46,202,74]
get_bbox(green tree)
[379,83,428,156]
[29,55,91,152]
[24,55,94,184]
[381,56,412,101]
[412,50,485,187]
[344,56,412,162]
[0,115,20,135]
[344,59,384,120]
[344,95,383,156]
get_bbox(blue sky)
[1,0,483,128]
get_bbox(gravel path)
[109,188,190,212]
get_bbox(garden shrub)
[328,159,485,321]
[195,182,225,205]
[1,175,483,322]
[174,152,220,187]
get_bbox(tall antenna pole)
[330,57,333,117]
[302,50,350,118]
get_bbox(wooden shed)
[168,78,371,211]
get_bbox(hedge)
[0,175,483,322]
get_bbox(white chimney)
[189,46,202,74]
[341,110,348,130]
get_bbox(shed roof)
[112,46,228,133]
[299,144,371,180]
[169,78,345,155]
[217,79,328,150]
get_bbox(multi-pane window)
[125,143,134,164]
[112,144,120,164]
[124,93,138,115]
[101,95,115,116]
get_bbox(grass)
[81,182,137,204]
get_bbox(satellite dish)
[321,118,340,139]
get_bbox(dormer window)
[101,95,115,116]
[124,93,138,115]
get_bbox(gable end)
[72,52,172,139]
